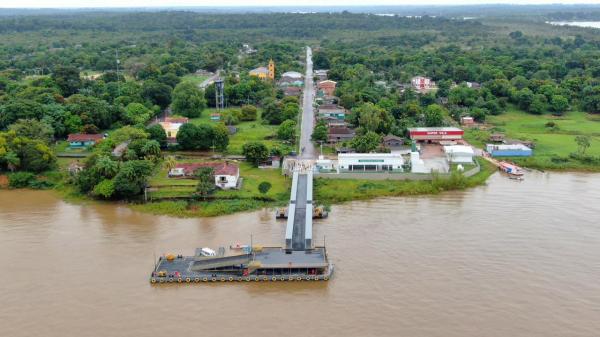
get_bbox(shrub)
[8,172,36,188]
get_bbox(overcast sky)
[2,0,600,9]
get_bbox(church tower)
[268,59,275,80]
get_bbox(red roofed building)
[168,162,239,189]
[317,80,337,97]
[408,127,464,142]
[67,133,104,148]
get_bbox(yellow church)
[249,59,275,80]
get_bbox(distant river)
[548,21,600,29]
[1,171,600,337]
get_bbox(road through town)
[299,46,317,159]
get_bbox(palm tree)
[164,156,177,171]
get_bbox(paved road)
[299,47,317,159]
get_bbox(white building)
[337,153,404,172]
[410,151,430,173]
[411,76,436,91]
[444,145,475,164]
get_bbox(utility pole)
[115,49,121,97]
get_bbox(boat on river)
[499,161,524,177]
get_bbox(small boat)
[498,161,524,177]
[230,243,250,250]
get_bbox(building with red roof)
[67,133,104,148]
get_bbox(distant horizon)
[3,1,600,10]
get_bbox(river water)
[1,172,599,337]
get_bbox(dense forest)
[1,8,600,197]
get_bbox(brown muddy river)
[1,172,599,337]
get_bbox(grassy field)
[465,108,600,171]
[147,161,290,200]
[189,107,288,154]
[180,73,210,85]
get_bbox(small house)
[411,76,436,91]
[328,126,355,143]
[210,113,221,121]
[461,116,475,126]
[67,133,104,148]
[169,162,240,189]
[489,133,505,142]
[382,135,404,148]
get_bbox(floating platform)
[150,246,333,284]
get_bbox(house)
[67,133,104,148]
[444,145,475,164]
[281,71,303,81]
[314,69,328,81]
[489,133,505,142]
[317,80,337,97]
[169,162,240,189]
[411,76,436,91]
[328,126,356,143]
[210,113,221,121]
[259,156,281,169]
[461,116,475,126]
[382,135,404,148]
[159,117,189,139]
[466,82,481,89]
[317,104,347,120]
[249,59,275,80]
[284,86,302,97]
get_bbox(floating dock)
[150,167,333,284]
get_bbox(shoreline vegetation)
[0,158,496,218]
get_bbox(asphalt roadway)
[299,47,317,159]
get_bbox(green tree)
[529,94,547,115]
[17,139,56,173]
[212,123,230,151]
[353,102,394,134]
[52,65,81,97]
[142,80,172,109]
[141,140,161,161]
[350,131,381,153]
[241,104,258,121]
[123,103,152,125]
[92,179,115,199]
[424,104,446,127]
[3,151,20,172]
[550,95,569,115]
[258,181,272,195]
[277,119,297,142]
[146,124,167,148]
[194,167,215,199]
[113,160,153,198]
[582,86,600,114]
[95,156,119,178]
[9,119,55,144]
[575,135,591,155]
[311,122,328,143]
[171,81,207,118]
[242,142,269,166]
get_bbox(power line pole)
[115,49,121,97]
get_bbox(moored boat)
[499,161,524,177]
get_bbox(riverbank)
[130,158,495,218]
[465,108,600,172]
